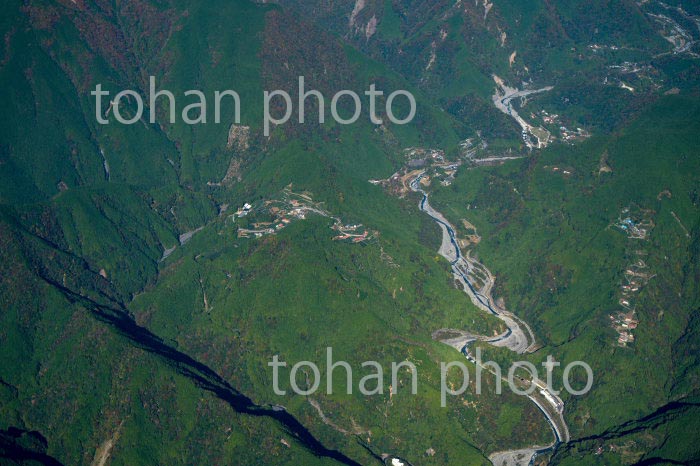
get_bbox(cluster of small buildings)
[371,146,465,196]
[609,311,640,346]
[535,111,590,144]
[402,147,447,169]
[440,176,454,187]
[234,197,310,239]
[539,110,560,125]
[559,126,590,143]
[609,259,651,346]
[234,202,253,217]
[609,210,656,346]
[403,147,445,163]
[544,165,573,176]
[520,127,534,147]
[615,208,654,240]
[435,164,458,186]
[369,171,410,197]
[233,188,374,244]
[588,44,621,52]
[608,61,647,74]
[617,217,647,239]
[331,223,374,243]
[459,137,480,159]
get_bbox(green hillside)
[1,0,699,465]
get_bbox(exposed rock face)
[365,15,377,39]
[222,158,242,184]
[226,124,250,151]
[349,0,365,29]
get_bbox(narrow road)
[412,175,536,353]
[410,173,569,466]
[492,75,553,149]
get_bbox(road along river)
[492,75,553,150]
[410,173,570,466]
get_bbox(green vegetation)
[1,0,699,464]
[431,95,700,464]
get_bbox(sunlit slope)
[430,95,700,464]
[0,0,548,464]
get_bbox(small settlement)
[232,185,376,244]
[609,207,656,346]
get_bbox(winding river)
[410,173,569,466]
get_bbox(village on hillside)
[231,185,376,244]
[609,206,657,346]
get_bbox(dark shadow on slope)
[41,275,369,466]
[4,209,374,465]
[633,458,690,465]
[567,401,700,444]
[0,428,65,466]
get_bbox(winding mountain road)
[410,173,569,466]
[492,75,553,149]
